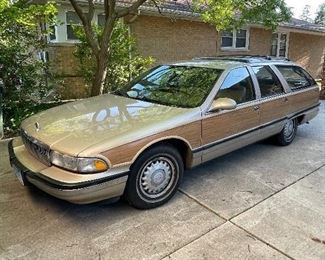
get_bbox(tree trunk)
[90,15,116,97]
[91,56,108,96]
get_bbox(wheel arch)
[131,137,194,170]
[295,114,305,125]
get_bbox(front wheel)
[274,118,298,146]
[124,144,184,209]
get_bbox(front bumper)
[8,139,129,204]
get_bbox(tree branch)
[69,0,88,25]
[87,0,95,22]
[100,0,117,53]
[116,0,147,18]
[104,0,109,19]
[69,0,99,55]
[151,0,163,15]
[108,0,115,16]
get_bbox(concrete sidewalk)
[0,102,324,260]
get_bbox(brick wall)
[130,17,273,63]
[49,14,325,99]
[216,27,272,56]
[129,15,217,64]
[288,32,325,78]
[48,44,90,99]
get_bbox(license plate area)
[12,164,26,186]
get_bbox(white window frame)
[62,11,111,43]
[221,28,250,51]
[271,31,290,58]
[65,10,83,42]
[48,25,58,43]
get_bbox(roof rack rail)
[193,55,291,63]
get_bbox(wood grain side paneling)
[101,121,201,166]
[202,106,260,145]
[288,88,320,114]
[259,88,319,125]
[259,96,289,125]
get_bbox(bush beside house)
[0,0,59,136]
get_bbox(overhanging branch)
[117,0,148,18]
[87,0,95,22]
[69,0,99,55]
[151,0,163,15]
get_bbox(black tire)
[274,118,298,146]
[124,144,184,209]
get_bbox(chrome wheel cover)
[138,156,175,199]
[283,120,295,140]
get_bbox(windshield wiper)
[111,89,127,97]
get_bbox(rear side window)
[276,65,316,91]
[216,67,255,104]
[252,66,284,98]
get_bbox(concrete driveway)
[1,102,325,260]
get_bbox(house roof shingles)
[282,18,325,34]
[69,0,325,34]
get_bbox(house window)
[221,29,249,50]
[66,11,82,40]
[38,51,49,63]
[49,26,56,41]
[271,33,289,57]
[98,14,105,27]
[40,22,56,42]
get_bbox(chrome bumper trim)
[8,140,128,204]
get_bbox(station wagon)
[9,56,320,209]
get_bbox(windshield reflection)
[115,65,223,108]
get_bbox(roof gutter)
[29,0,325,36]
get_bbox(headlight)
[50,151,109,173]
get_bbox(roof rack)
[193,55,291,63]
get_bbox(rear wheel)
[125,144,184,209]
[274,118,298,146]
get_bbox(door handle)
[253,105,260,111]
[284,97,289,102]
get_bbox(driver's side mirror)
[209,98,237,113]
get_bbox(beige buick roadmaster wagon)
[9,56,320,209]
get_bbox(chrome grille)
[21,130,51,166]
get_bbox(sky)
[285,0,324,19]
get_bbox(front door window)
[216,67,255,104]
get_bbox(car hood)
[21,94,201,156]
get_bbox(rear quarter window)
[276,65,316,91]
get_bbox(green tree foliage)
[195,0,292,30]
[0,0,58,135]
[300,5,313,23]
[73,21,154,94]
[315,2,325,25]
[69,0,292,96]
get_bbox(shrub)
[0,0,58,136]
[74,20,154,94]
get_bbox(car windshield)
[114,65,223,108]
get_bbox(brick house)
[48,0,325,98]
